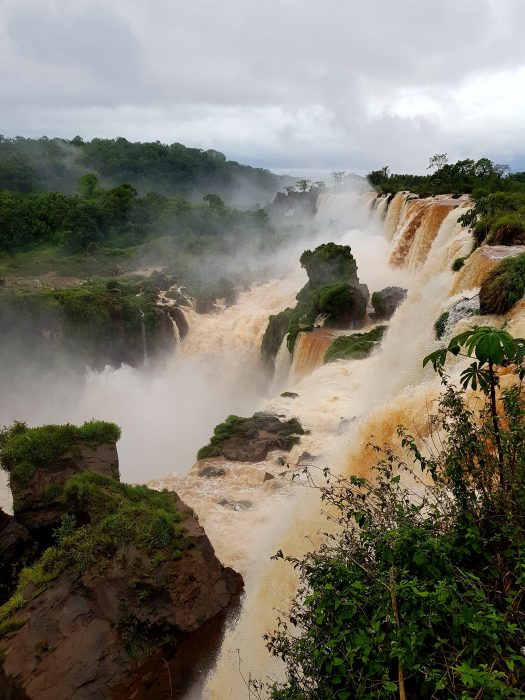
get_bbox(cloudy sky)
[1,0,525,174]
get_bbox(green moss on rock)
[324,326,386,363]
[260,307,294,372]
[434,311,450,340]
[197,412,305,462]
[451,257,466,271]
[0,472,188,632]
[324,326,387,362]
[0,420,121,484]
[479,253,525,315]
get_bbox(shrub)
[317,282,367,328]
[479,253,525,314]
[451,256,465,271]
[434,311,449,339]
[0,472,189,632]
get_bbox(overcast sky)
[2,0,525,174]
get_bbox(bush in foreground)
[256,328,525,699]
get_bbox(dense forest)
[367,155,525,197]
[0,136,285,204]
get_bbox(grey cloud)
[1,0,524,172]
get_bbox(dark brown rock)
[0,510,35,604]
[0,496,243,700]
[201,413,304,463]
[168,306,189,340]
[371,286,407,320]
[11,443,119,531]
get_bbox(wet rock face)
[371,287,407,320]
[168,305,189,339]
[11,443,119,531]
[0,496,243,700]
[0,510,35,604]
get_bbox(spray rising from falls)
[190,194,491,698]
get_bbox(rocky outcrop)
[168,306,189,340]
[371,286,407,320]
[11,443,119,531]
[270,188,321,220]
[0,510,34,604]
[0,494,243,700]
[198,412,305,462]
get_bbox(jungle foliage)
[257,328,525,699]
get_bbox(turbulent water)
[2,187,525,697]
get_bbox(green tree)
[77,173,101,200]
[203,193,226,214]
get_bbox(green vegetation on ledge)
[434,311,450,340]
[197,413,304,461]
[0,420,121,484]
[479,253,525,315]
[261,243,369,369]
[324,326,387,362]
[0,471,188,637]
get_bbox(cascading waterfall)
[193,195,492,698]
[389,197,466,269]
[139,311,149,366]
[289,328,339,379]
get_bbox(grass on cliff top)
[0,472,189,637]
[197,413,304,460]
[0,420,121,484]
[479,253,525,315]
[324,326,387,363]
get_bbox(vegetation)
[261,308,295,372]
[324,326,387,362]
[434,311,450,340]
[0,472,189,636]
[451,256,466,271]
[479,253,525,315]
[0,135,283,201]
[368,157,519,197]
[259,327,525,699]
[197,413,304,460]
[261,244,369,368]
[0,420,120,485]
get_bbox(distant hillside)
[0,136,287,206]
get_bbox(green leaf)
[383,681,398,692]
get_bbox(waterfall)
[7,184,525,696]
[197,193,518,698]
[450,243,525,296]
[139,311,149,367]
[384,191,406,239]
[289,328,338,380]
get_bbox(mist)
[0,185,409,517]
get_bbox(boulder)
[198,412,305,463]
[371,287,407,320]
[0,494,243,700]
